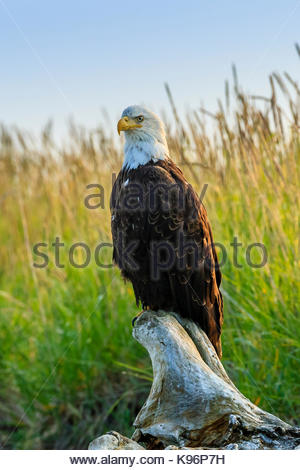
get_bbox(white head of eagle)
[117,105,169,170]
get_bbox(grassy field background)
[0,64,299,449]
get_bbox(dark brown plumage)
[110,158,223,357]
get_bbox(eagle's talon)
[132,310,147,326]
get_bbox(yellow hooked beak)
[117,116,142,135]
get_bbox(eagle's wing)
[143,161,223,357]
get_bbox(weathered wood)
[131,310,300,449]
[89,310,300,450]
[89,431,144,450]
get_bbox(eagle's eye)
[136,115,144,123]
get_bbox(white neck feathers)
[123,133,169,170]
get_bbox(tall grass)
[0,58,299,448]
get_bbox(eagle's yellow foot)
[132,309,148,326]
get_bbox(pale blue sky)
[0,0,299,139]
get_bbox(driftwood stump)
[90,310,300,450]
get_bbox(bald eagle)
[110,105,223,357]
